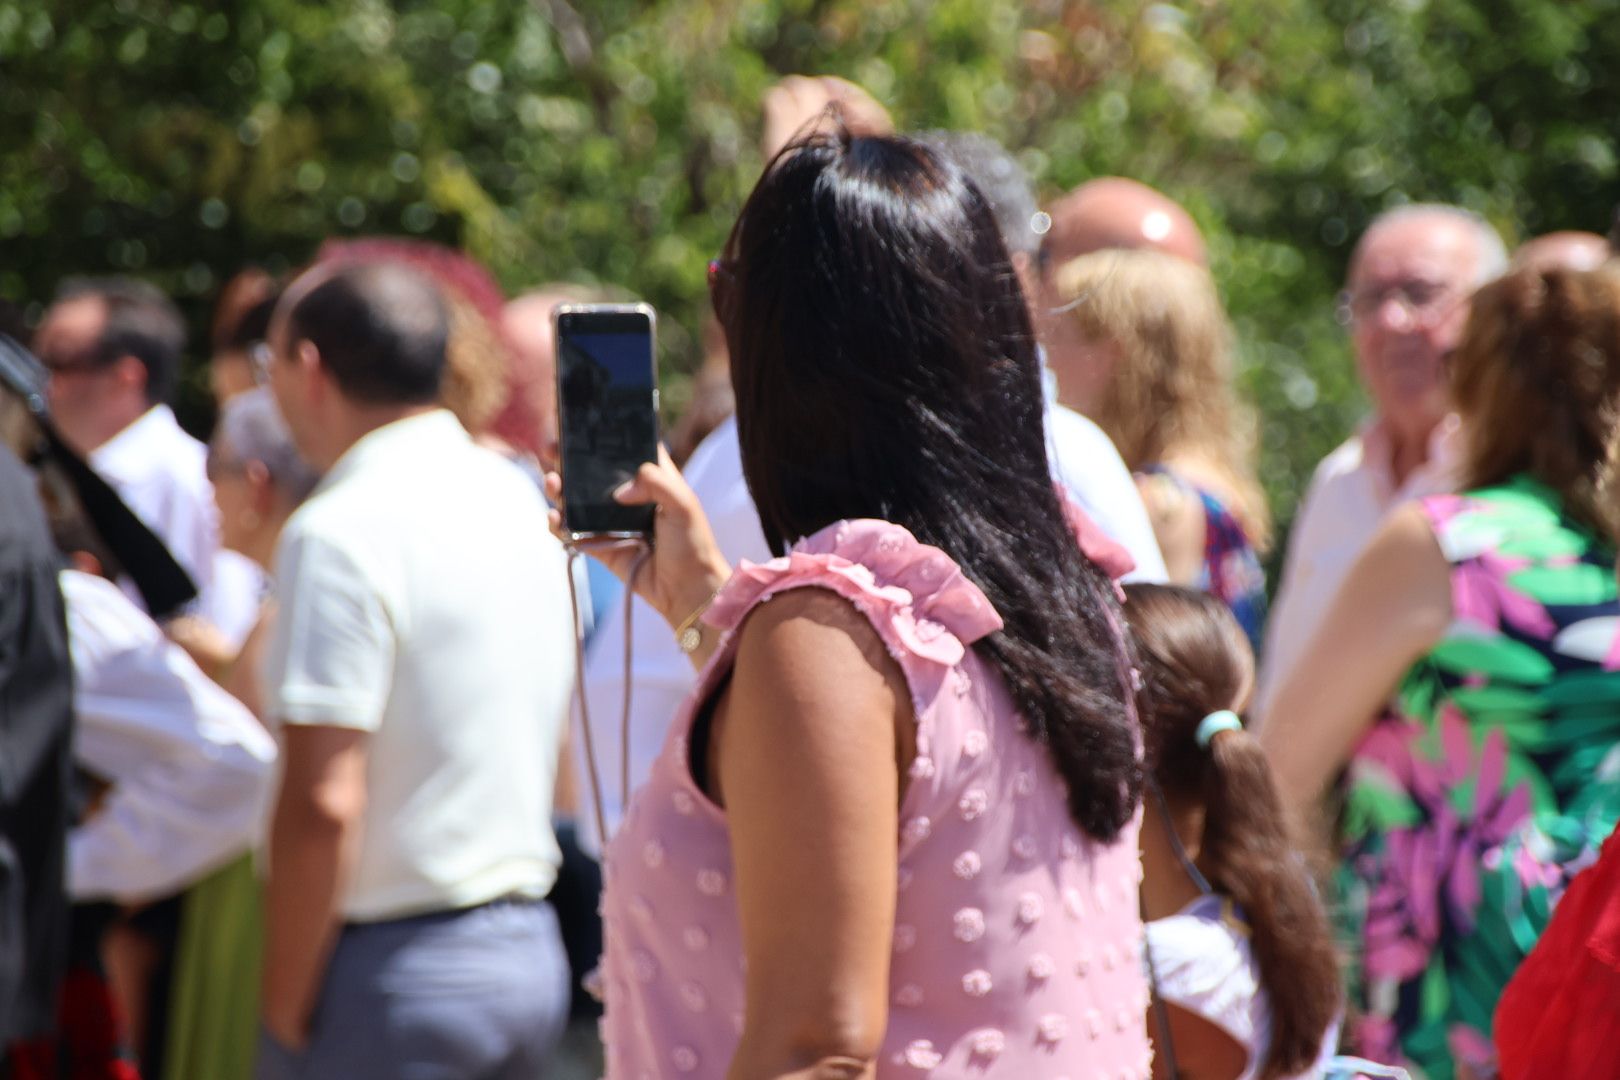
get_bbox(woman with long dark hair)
[558,130,1150,1077]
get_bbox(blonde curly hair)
[1052,248,1270,552]
[437,289,509,436]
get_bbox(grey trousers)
[258,899,570,1080]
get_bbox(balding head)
[1511,231,1611,274]
[1349,204,1508,291]
[503,285,608,468]
[281,262,448,406]
[1041,177,1207,270]
[502,290,574,371]
[1343,205,1508,466]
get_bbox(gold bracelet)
[674,585,723,653]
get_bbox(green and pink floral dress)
[1339,477,1620,1079]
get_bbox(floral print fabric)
[1339,477,1620,1078]
[1139,466,1268,651]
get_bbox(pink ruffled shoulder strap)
[704,519,1003,667]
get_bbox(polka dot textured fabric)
[599,519,1151,1078]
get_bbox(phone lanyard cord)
[565,543,652,850]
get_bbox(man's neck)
[318,402,440,470]
[243,520,284,571]
[81,400,157,456]
[1383,420,1436,492]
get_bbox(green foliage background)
[4,0,1619,532]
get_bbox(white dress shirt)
[576,408,1166,853]
[265,411,574,921]
[63,568,276,904]
[1254,415,1460,720]
[1044,401,1169,584]
[89,404,263,644]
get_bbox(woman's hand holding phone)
[546,445,733,649]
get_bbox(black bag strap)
[1141,893,1183,1080]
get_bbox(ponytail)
[1202,726,1340,1079]
[1122,583,1341,1080]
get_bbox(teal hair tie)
[1195,710,1243,749]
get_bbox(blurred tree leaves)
[3,0,1618,528]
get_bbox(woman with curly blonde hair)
[1052,248,1270,645]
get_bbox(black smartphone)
[553,303,660,541]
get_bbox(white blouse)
[1146,893,1341,1080]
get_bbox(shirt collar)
[1358,412,1461,503]
[89,405,185,481]
[316,409,465,492]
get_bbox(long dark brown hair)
[1453,264,1620,542]
[1123,584,1340,1079]
[712,128,1141,841]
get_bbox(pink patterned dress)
[1339,477,1620,1075]
[599,519,1151,1078]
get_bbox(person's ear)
[296,339,330,404]
[112,354,147,396]
[244,460,275,514]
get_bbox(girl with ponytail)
[1123,583,1341,1080]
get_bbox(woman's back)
[600,520,1150,1078]
[1340,476,1620,1073]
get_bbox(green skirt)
[162,855,263,1080]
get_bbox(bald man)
[1035,178,1207,418]
[1040,176,1208,269]
[502,286,607,471]
[1255,205,1509,720]
[1511,230,1611,274]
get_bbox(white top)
[1254,415,1459,721]
[576,408,1166,853]
[1146,894,1338,1080]
[89,404,263,645]
[265,410,574,921]
[1147,895,1272,1080]
[62,568,276,904]
[1045,400,1169,584]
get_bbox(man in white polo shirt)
[258,262,574,1078]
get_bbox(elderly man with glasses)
[1254,204,1508,719]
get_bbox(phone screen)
[555,306,659,537]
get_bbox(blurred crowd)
[4,74,1620,1080]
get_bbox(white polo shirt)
[265,410,574,922]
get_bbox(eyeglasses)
[1337,280,1461,329]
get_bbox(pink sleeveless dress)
[599,519,1151,1078]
